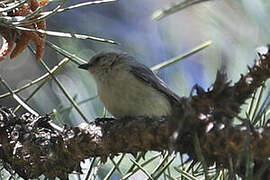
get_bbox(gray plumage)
[78,52,180,118]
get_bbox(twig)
[10,26,118,44]
[0,76,39,116]
[39,59,89,123]
[152,0,213,21]
[0,58,69,99]
[40,0,117,16]
[151,40,212,72]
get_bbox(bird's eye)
[95,56,102,62]
[92,56,102,65]
[89,53,106,67]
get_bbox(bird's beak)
[78,63,90,70]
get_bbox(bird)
[78,52,180,118]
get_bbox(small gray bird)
[78,52,180,118]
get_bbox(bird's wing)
[129,62,181,104]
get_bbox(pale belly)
[97,73,172,118]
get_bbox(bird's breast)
[96,71,172,118]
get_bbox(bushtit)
[78,52,180,118]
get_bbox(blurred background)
[0,0,270,179]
